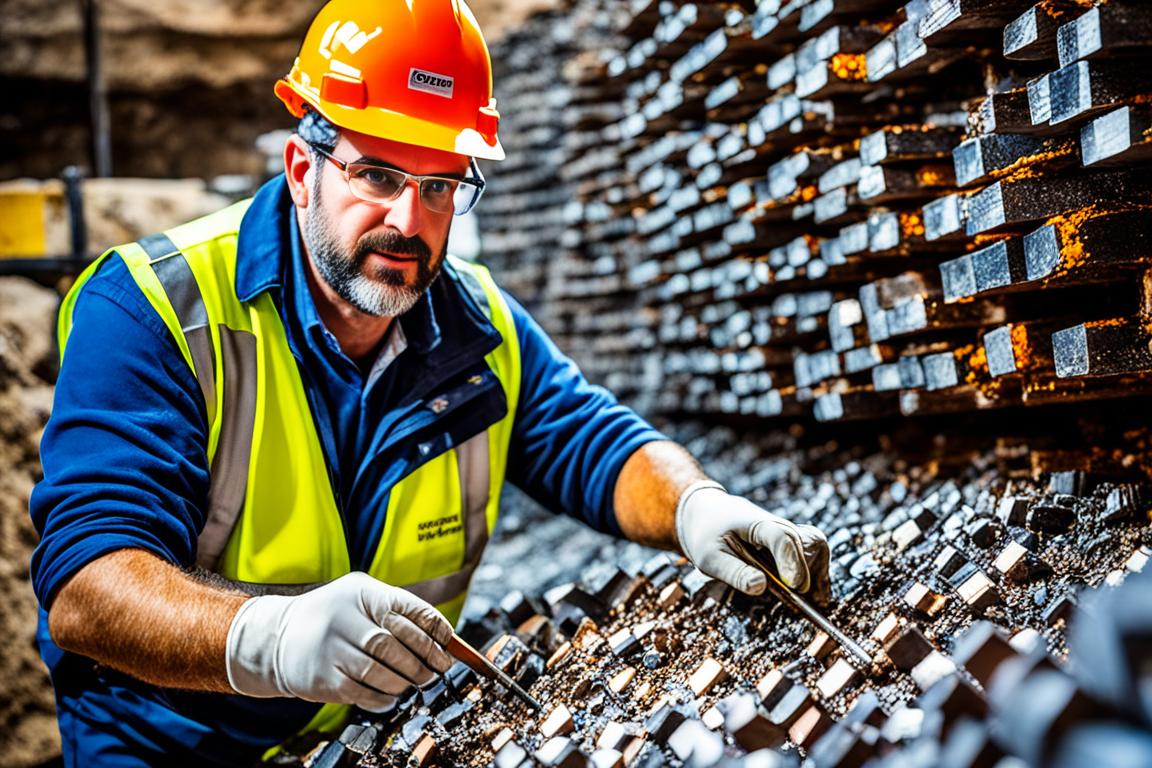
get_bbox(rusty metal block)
[534,736,585,768]
[957,570,1000,613]
[767,684,814,730]
[1026,502,1075,534]
[993,540,1051,583]
[789,704,834,747]
[411,733,437,767]
[885,626,935,672]
[668,719,725,765]
[493,740,528,768]
[952,621,1018,688]
[645,702,687,745]
[756,668,795,709]
[608,666,636,694]
[807,630,837,660]
[540,703,575,739]
[816,658,861,699]
[722,692,788,751]
[871,612,902,645]
[904,581,947,617]
[688,657,728,697]
[911,651,958,692]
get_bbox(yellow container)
[0,182,65,259]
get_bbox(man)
[30,1,830,765]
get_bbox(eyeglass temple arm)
[469,158,486,188]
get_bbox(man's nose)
[383,181,424,238]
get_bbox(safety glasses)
[307,141,485,216]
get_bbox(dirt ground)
[0,277,62,766]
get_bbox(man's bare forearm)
[186,567,321,597]
[612,440,712,550]
[48,549,249,693]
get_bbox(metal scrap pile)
[300,429,1152,767]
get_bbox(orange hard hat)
[275,0,504,161]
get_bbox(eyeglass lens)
[346,164,478,215]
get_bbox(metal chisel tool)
[726,537,875,670]
[446,632,542,710]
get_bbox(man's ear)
[284,134,314,208]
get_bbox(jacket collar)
[234,175,501,365]
[235,175,291,302]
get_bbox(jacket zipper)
[348,370,502,502]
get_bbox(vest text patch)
[417,513,462,542]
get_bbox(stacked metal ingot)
[476,0,1152,426]
[476,9,583,333]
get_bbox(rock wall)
[1,0,558,182]
[0,278,61,767]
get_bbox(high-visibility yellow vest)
[58,199,521,741]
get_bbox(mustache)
[355,230,432,262]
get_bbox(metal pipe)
[62,166,88,265]
[82,0,112,177]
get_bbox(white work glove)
[226,572,453,712]
[676,481,831,604]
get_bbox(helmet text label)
[408,68,455,99]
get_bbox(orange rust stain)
[1040,203,1152,275]
[1042,0,1100,21]
[958,342,1000,394]
[972,233,1008,248]
[899,211,925,238]
[1010,323,1033,370]
[916,164,953,187]
[991,141,1076,183]
[831,53,868,82]
[1042,205,1099,271]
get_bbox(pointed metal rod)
[726,537,875,670]
[446,633,542,711]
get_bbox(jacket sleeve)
[29,255,211,608]
[502,292,666,535]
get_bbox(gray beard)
[302,189,444,318]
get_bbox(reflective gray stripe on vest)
[142,234,257,570]
[400,431,491,606]
[196,327,257,569]
[139,234,217,427]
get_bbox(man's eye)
[424,179,455,196]
[356,168,390,185]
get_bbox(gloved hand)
[226,571,454,711]
[676,481,831,604]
